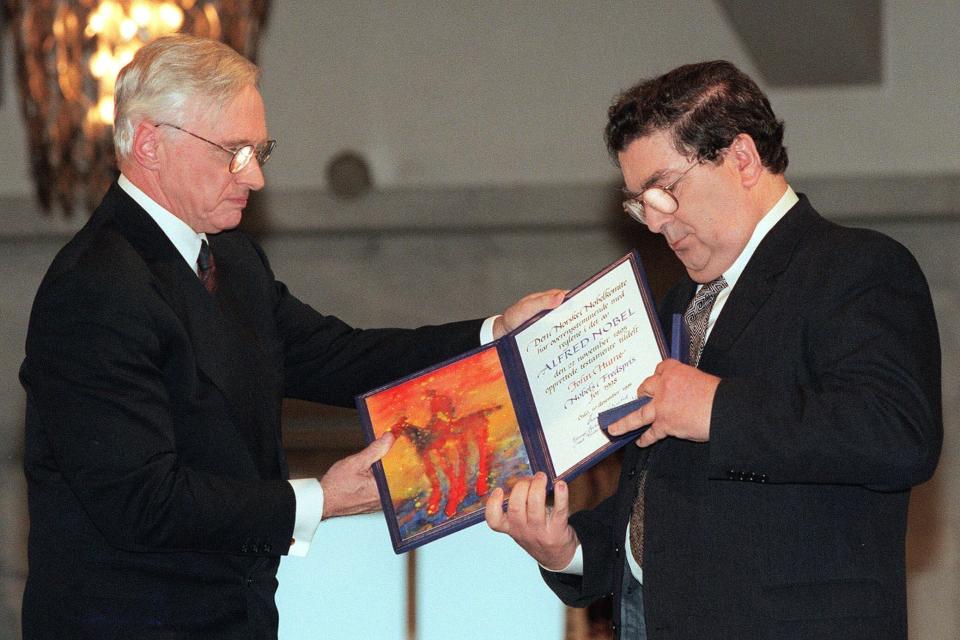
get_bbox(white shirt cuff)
[540,544,584,575]
[287,478,324,557]
[480,315,501,344]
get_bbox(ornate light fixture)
[6,0,272,214]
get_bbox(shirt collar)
[118,174,207,275]
[721,185,798,290]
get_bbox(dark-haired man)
[487,60,941,639]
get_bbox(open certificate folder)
[357,251,667,552]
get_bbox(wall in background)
[1,1,959,197]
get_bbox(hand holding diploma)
[492,289,567,339]
[485,472,580,571]
[320,432,395,518]
[606,359,721,447]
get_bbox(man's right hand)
[319,432,393,519]
[485,471,579,571]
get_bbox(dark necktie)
[628,276,728,566]
[197,240,218,293]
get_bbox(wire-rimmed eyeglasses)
[621,159,703,225]
[157,122,276,174]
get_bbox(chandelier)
[6,0,272,214]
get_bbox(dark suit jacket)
[543,196,942,639]
[20,183,483,640]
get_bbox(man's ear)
[131,121,162,170]
[729,133,764,188]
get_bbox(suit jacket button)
[241,544,249,553]
[263,543,273,553]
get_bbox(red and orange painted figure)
[390,393,500,518]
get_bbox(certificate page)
[513,259,663,477]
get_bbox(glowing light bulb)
[159,4,184,30]
[89,48,112,78]
[130,2,152,26]
[97,95,115,125]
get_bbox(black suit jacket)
[543,196,942,639]
[20,183,483,639]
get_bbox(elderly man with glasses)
[20,34,561,640]
[487,60,942,639]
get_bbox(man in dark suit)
[486,61,942,639]
[19,35,561,640]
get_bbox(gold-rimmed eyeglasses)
[157,123,276,174]
[621,159,703,225]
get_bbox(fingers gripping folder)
[597,313,686,437]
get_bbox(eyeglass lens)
[623,187,679,223]
[228,140,275,174]
[641,188,679,214]
[622,159,704,223]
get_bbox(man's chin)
[210,209,244,233]
[684,265,725,284]
[679,256,713,282]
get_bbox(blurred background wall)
[1,2,957,638]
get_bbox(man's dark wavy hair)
[605,60,788,173]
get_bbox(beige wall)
[2,1,959,196]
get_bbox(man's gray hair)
[113,34,260,160]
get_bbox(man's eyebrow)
[221,135,263,148]
[625,169,670,196]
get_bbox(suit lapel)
[205,234,287,475]
[700,197,814,364]
[105,185,273,467]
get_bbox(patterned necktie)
[629,276,728,566]
[684,277,728,367]
[197,240,218,293]
[628,470,647,566]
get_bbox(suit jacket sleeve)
[229,237,483,406]
[539,444,646,608]
[540,493,621,607]
[272,278,483,407]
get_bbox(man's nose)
[236,159,266,191]
[643,207,672,234]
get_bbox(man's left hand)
[493,289,566,340]
[607,359,720,447]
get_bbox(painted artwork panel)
[365,347,532,546]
